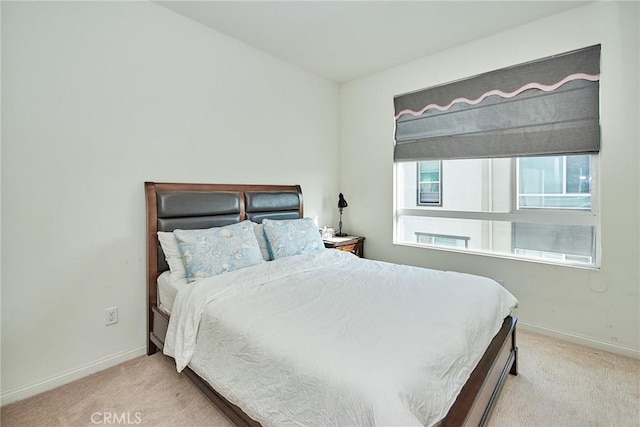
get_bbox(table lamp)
[336,193,348,237]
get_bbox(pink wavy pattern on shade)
[395,73,600,119]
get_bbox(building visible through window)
[518,155,591,210]
[395,155,598,267]
[417,161,442,205]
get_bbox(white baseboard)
[0,346,147,406]
[518,321,640,359]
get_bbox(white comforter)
[164,250,518,427]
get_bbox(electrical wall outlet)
[105,307,118,326]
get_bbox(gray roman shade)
[394,45,601,162]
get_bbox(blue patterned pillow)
[173,220,265,282]
[262,217,325,259]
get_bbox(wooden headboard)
[144,182,303,354]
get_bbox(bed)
[145,181,518,427]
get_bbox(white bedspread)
[164,250,518,427]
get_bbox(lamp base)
[335,232,348,237]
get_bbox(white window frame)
[393,155,601,268]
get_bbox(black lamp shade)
[338,193,348,209]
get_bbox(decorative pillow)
[262,217,325,259]
[157,231,188,283]
[252,223,272,261]
[173,220,265,282]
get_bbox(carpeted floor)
[488,330,639,427]
[2,329,639,426]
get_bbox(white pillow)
[252,223,272,261]
[262,217,325,259]
[157,231,187,283]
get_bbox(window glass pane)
[419,161,440,173]
[419,182,440,192]
[518,194,592,209]
[566,155,591,193]
[419,183,440,204]
[519,156,563,194]
[398,159,511,212]
[398,216,507,253]
[419,171,440,182]
[513,223,594,257]
[397,215,595,266]
[518,155,592,210]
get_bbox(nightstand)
[323,236,365,258]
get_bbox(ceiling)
[157,1,590,83]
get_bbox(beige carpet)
[2,329,639,427]
[488,330,639,427]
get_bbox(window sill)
[394,240,601,271]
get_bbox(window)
[417,161,442,206]
[394,155,599,267]
[392,45,600,268]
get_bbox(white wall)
[1,1,339,403]
[340,2,640,356]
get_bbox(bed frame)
[145,181,518,427]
